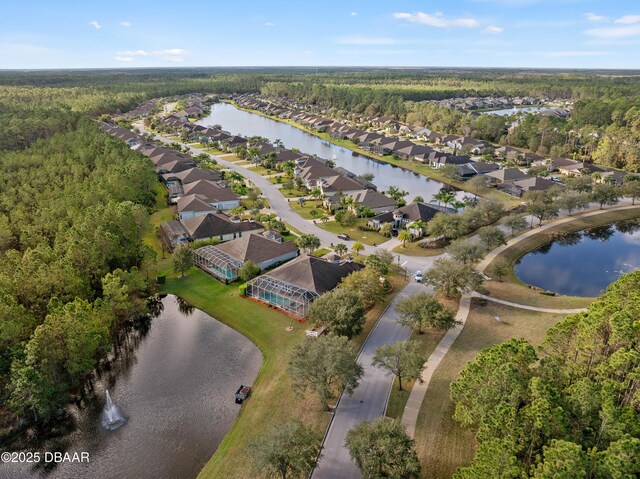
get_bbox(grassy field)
[384,327,447,420]
[413,300,566,479]
[482,206,640,309]
[318,219,388,246]
[290,201,327,220]
[392,240,446,257]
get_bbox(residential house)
[194,234,299,282]
[368,202,453,236]
[179,213,264,243]
[484,167,531,185]
[324,189,397,214]
[182,180,240,211]
[245,255,364,318]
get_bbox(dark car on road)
[337,233,351,241]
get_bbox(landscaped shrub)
[156,274,166,284]
[238,283,247,296]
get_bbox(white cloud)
[335,36,399,45]
[303,49,314,56]
[89,20,101,30]
[120,21,132,27]
[154,48,191,56]
[117,50,147,56]
[585,13,606,22]
[351,12,357,16]
[265,22,275,27]
[483,25,504,34]
[164,56,184,62]
[394,11,480,28]
[585,24,640,38]
[615,15,640,25]
[114,56,134,62]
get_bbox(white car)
[414,271,423,283]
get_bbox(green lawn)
[290,201,327,220]
[413,300,566,479]
[392,240,446,257]
[280,186,310,198]
[318,219,388,246]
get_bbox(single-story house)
[194,234,299,282]
[368,202,453,236]
[180,213,264,243]
[245,255,364,318]
[324,189,397,214]
[500,176,557,197]
[182,180,240,211]
[177,194,218,220]
[484,167,531,185]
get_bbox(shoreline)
[221,101,477,192]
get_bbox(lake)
[0,295,261,479]
[514,221,640,297]
[198,102,466,202]
[482,106,555,116]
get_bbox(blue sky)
[1,1,639,69]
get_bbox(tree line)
[450,271,640,478]
[0,115,157,422]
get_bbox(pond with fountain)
[0,295,261,479]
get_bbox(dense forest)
[451,271,640,478]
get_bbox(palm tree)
[352,242,364,255]
[408,220,427,238]
[310,187,323,207]
[398,230,412,248]
[387,186,408,202]
[334,243,348,257]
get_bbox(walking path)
[400,204,640,437]
[471,292,587,314]
[401,292,472,437]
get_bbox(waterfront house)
[194,234,299,282]
[245,255,364,319]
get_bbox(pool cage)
[246,275,320,318]
[194,245,243,282]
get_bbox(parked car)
[392,228,399,237]
[337,233,351,241]
[414,271,423,283]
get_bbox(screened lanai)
[194,245,243,282]
[246,275,319,318]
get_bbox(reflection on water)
[0,295,262,479]
[198,103,467,202]
[515,221,640,297]
[482,106,555,116]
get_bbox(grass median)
[413,300,566,479]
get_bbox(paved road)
[138,125,439,275]
[311,281,425,479]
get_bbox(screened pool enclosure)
[194,245,243,282]
[246,275,320,318]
